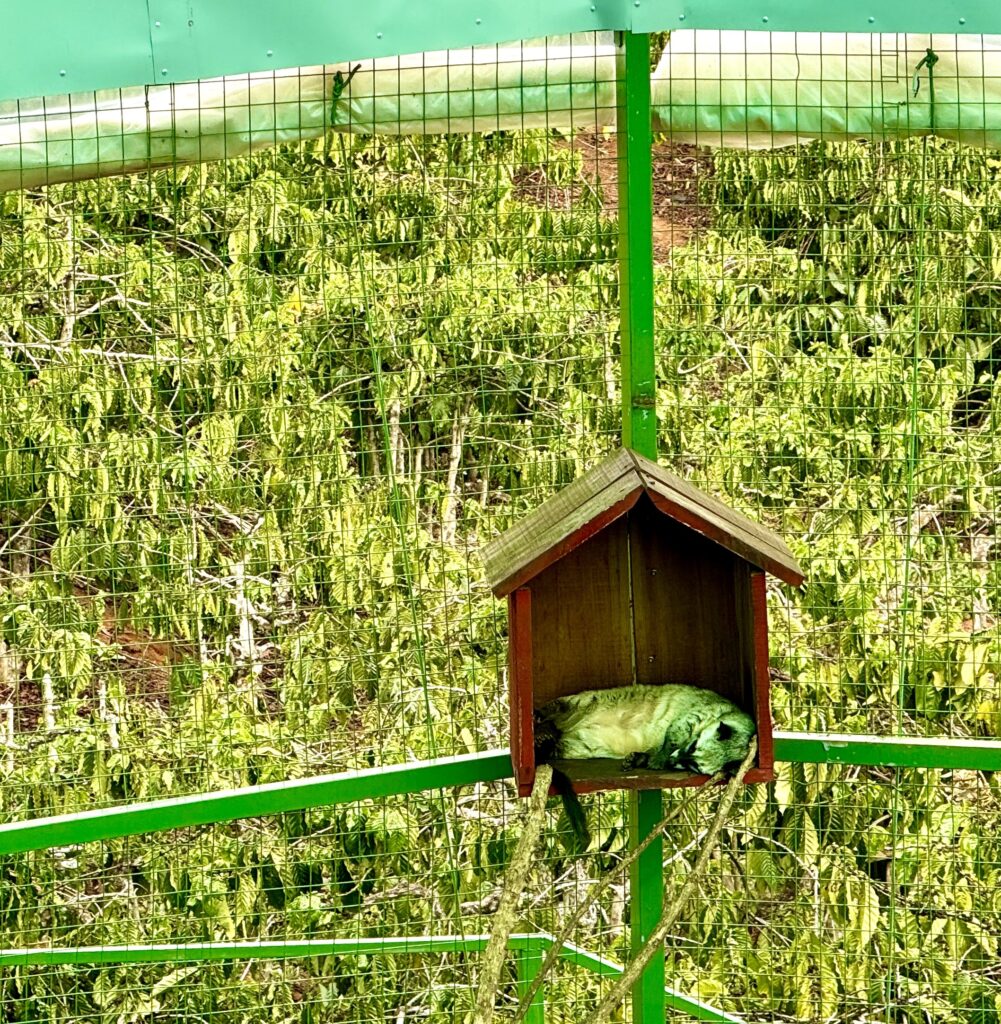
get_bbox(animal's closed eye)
[717,722,733,741]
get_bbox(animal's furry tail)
[552,769,590,854]
[533,712,558,764]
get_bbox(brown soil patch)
[0,595,179,733]
[95,607,177,712]
[0,676,43,731]
[513,130,712,262]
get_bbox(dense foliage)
[0,130,999,1021]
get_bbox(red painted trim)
[750,570,774,775]
[509,588,535,796]
[492,490,642,596]
[646,493,805,588]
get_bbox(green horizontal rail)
[3,735,999,857]
[0,935,516,966]
[772,731,1001,770]
[0,750,513,856]
[557,941,746,1023]
[3,0,1001,104]
[0,933,744,1023]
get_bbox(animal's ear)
[717,722,734,741]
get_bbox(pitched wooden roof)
[481,447,805,596]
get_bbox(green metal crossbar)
[772,731,1001,771]
[1,736,999,857]
[0,933,744,1024]
[0,750,513,856]
[3,737,994,856]
[557,941,745,1023]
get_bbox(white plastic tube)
[653,32,1001,148]
[0,40,617,192]
[2,33,1001,193]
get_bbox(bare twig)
[1,336,186,364]
[511,772,724,1024]
[591,738,758,1024]
[388,399,405,477]
[440,401,471,544]
[0,503,47,562]
[472,763,553,1024]
[0,702,14,774]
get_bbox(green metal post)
[629,788,666,1022]
[617,30,658,457]
[616,29,665,1024]
[516,940,547,1024]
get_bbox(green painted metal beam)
[0,933,746,1023]
[3,736,1000,858]
[0,749,513,856]
[773,731,1001,770]
[516,945,547,1024]
[558,941,747,1023]
[0,935,521,966]
[628,789,667,1024]
[616,30,665,1024]
[6,2,1001,106]
[616,31,658,460]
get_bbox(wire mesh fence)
[0,116,622,806]
[3,768,999,1022]
[0,27,1000,1024]
[668,137,1001,741]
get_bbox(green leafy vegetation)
[0,132,999,1021]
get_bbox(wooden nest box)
[482,448,804,797]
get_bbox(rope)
[912,48,939,135]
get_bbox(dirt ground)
[0,595,176,732]
[513,129,712,261]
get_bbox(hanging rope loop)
[912,47,939,134]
